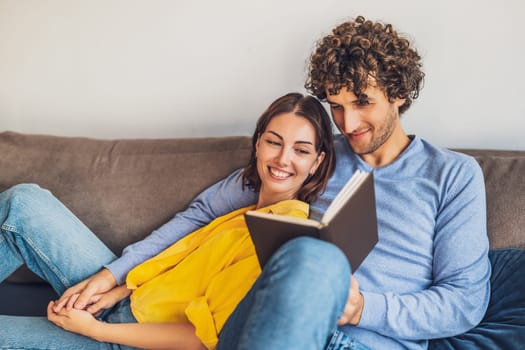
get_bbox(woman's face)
[255,112,325,207]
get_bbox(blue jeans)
[217,236,371,350]
[0,184,138,349]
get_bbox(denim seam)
[1,223,18,232]
[1,222,71,288]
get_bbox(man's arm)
[55,169,257,312]
[106,168,257,284]
[357,158,491,339]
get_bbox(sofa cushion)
[0,131,252,282]
[429,249,525,349]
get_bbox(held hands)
[47,299,99,337]
[337,276,364,326]
[48,285,131,339]
[53,268,118,315]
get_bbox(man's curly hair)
[305,16,425,114]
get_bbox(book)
[244,170,378,271]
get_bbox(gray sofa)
[1,131,524,348]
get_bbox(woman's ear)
[310,151,326,175]
[255,134,261,157]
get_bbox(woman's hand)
[337,276,364,325]
[47,299,101,338]
[53,268,118,314]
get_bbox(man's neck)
[360,130,411,168]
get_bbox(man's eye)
[330,104,341,110]
[356,100,370,107]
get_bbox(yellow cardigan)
[126,199,309,349]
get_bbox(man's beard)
[349,105,397,155]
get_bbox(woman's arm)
[47,301,206,350]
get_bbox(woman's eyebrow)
[267,130,283,140]
[267,130,314,146]
[295,140,314,146]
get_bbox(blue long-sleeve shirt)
[106,135,491,349]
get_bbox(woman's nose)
[275,148,292,166]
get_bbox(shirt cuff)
[358,291,387,330]
[104,257,133,285]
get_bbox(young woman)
[0,92,335,350]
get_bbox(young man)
[53,16,490,350]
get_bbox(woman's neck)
[256,190,296,209]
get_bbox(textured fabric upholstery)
[0,131,251,283]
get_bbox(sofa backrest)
[1,132,523,283]
[0,131,252,256]
[456,149,525,250]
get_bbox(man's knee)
[274,237,351,284]
[4,184,51,206]
[1,184,57,223]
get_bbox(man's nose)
[341,110,361,133]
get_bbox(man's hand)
[53,268,118,314]
[86,285,132,316]
[337,276,364,325]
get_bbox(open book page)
[321,170,368,223]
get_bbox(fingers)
[350,276,359,292]
[337,297,353,325]
[47,301,55,319]
[74,269,117,310]
[47,301,65,326]
[54,280,88,312]
[337,276,364,326]
[66,293,80,310]
[337,316,349,325]
[74,282,102,310]
[85,294,105,315]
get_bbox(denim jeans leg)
[218,236,351,350]
[0,314,114,350]
[0,299,141,349]
[0,184,117,294]
[325,329,371,350]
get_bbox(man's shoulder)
[415,137,483,182]
[416,137,479,167]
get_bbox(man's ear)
[394,98,406,109]
[310,151,326,175]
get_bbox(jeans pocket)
[325,330,371,350]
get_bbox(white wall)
[1,0,524,150]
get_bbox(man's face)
[326,85,406,164]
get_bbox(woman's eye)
[265,139,281,146]
[330,104,341,110]
[295,148,311,155]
